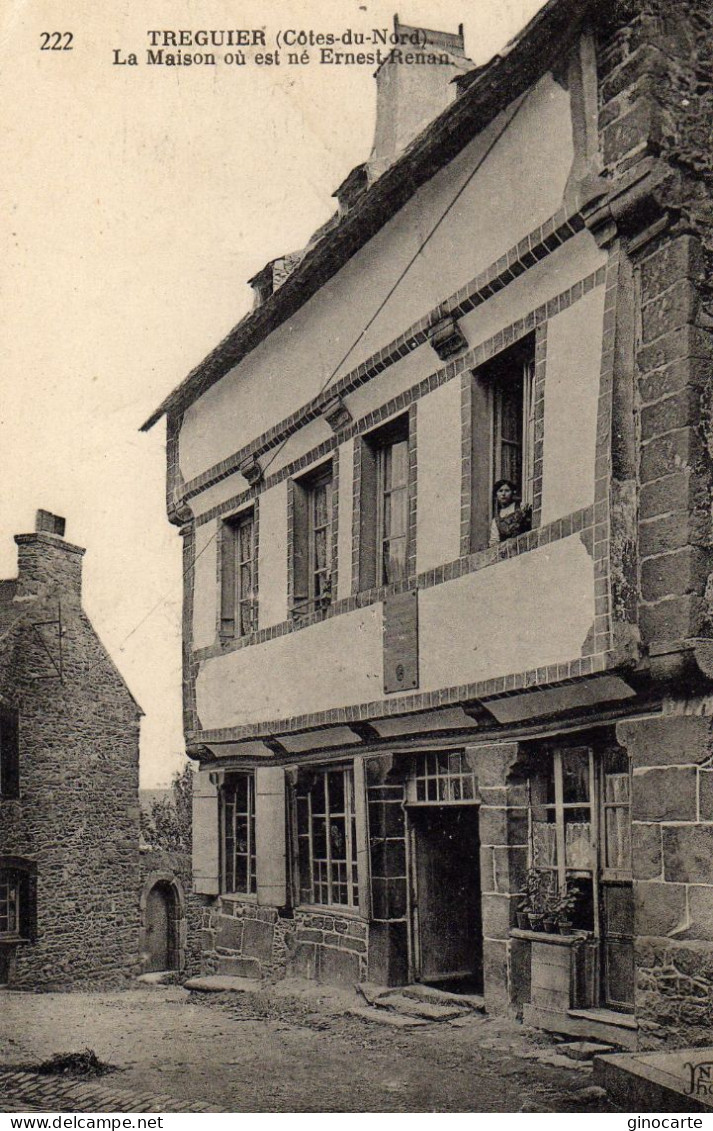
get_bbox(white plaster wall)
[257,481,288,629]
[337,438,354,600]
[196,605,384,730]
[416,382,463,573]
[191,473,249,520]
[540,286,606,524]
[195,536,595,730]
[266,416,334,479]
[179,73,574,483]
[192,520,218,650]
[458,230,606,350]
[418,537,595,690]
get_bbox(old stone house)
[145,0,713,1049]
[0,511,142,988]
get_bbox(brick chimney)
[14,511,85,601]
[368,16,473,180]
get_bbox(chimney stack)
[14,511,85,600]
[368,16,472,181]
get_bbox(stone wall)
[200,899,291,980]
[618,716,713,1046]
[139,846,202,977]
[0,597,141,989]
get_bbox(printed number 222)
[40,32,73,50]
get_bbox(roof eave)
[141,0,602,433]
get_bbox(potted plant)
[543,877,559,934]
[555,879,579,935]
[518,868,545,931]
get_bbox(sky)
[1,0,547,787]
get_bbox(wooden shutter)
[353,758,371,919]
[192,770,220,895]
[291,482,310,606]
[0,709,19,799]
[255,766,287,907]
[358,438,378,590]
[219,523,236,638]
[470,373,492,552]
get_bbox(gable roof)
[141,0,603,432]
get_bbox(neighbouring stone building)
[144,0,713,1048]
[0,511,142,989]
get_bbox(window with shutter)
[291,462,334,616]
[220,509,257,639]
[358,415,410,590]
[470,337,535,551]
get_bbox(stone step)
[347,1006,429,1029]
[559,1041,615,1062]
[135,971,173,985]
[374,992,467,1021]
[400,983,486,1012]
[184,975,262,993]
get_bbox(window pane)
[564,808,594,870]
[605,806,632,871]
[385,487,408,538]
[562,749,590,803]
[533,821,557,868]
[313,483,329,528]
[327,770,345,814]
[387,440,408,489]
[605,772,630,805]
[330,817,347,861]
[312,818,327,859]
[383,537,407,583]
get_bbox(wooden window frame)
[470,336,536,552]
[359,414,410,591]
[220,508,257,641]
[296,766,359,910]
[292,461,334,616]
[0,858,36,942]
[220,773,257,898]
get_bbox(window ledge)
[220,892,257,905]
[510,928,588,946]
[296,903,366,921]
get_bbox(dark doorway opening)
[145,881,178,973]
[409,806,482,992]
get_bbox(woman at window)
[489,479,532,546]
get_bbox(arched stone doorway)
[139,873,185,974]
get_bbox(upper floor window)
[221,773,256,896]
[220,509,257,639]
[471,337,535,552]
[296,766,358,909]
[0,709,19,800]
[358,414,410,590]
[292,462,334,615]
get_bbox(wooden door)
[146,883,171,972]
[412,807,482,987]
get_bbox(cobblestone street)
[0,983,621,1113]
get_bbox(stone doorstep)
[522,1004,639,1051]
[594,1049,713,1114]
[135,972,173,985]
[347,1006,429,1029]
[184,975,263,993]
[371,992,466,1022]
[558,1041,615,1062]
[357,981,484,1018]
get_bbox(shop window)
[221,773,256,896]
[220,509,257,639]
[358,415,409,590]
[296,767,358,908]
[0,858,36,941]
[531,746,595,930]
[292,462,333,615]
[470,337,535,552]
[0,709,19,799]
